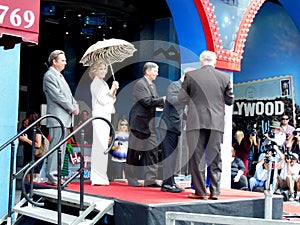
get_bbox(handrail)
[19,116,114,225]
[0,114,64,225]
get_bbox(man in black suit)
[157,67,195,193]
[178,50,234,200]
[126,62,165,187]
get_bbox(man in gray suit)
[178,50,234,200]
[43,50,79,185]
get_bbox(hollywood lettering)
[233,100,284,117]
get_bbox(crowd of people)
[18,49,299,203]
[232,116,300,202]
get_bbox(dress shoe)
[188,193,208,200]
[46,180,66,187]
[128,180,142,187]
[144,182,161,188]
[209,194,219,200]
[161,184,184,193]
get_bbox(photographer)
[250,144,284,192]
[261,120,286,150]
[285,128,300,162]
[276,152,300,201]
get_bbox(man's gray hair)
[143,62,158,75]
[48,50,65,66]
[199,50,217,67]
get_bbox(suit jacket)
[157,79,184,135]
[43,67,77,128]
[129,76,165,135]
[178,65,234,133]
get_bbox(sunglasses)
[120,123,128,126]
[281,118,289,120]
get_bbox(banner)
[0,0,40,44]
[233,75,297,135]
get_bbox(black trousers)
[160,129,180,186]
[126,130,159,185]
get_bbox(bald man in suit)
[43,50,79,185]
[178,50,234,200]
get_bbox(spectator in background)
[74,110,93,144]
[110,117,129,180]
[236,131,258,176]
[18,118,29,146]
[285,127,300,162]
[276,153,300,201]
[232,130,244,152]
[18,111,43,181]
[280,114,295,140]
[231,146,248,190]
[18,118,29,133]
[262,120,286,148]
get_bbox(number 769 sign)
[0,0,39,32]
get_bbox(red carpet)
[61,181,265,204]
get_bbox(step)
[32,189,114,214]
[13,205,92,225]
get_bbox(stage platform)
[28,181,286,225]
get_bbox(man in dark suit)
[157,67,195,193]
[126,62,165,187]
[178,50,234,200]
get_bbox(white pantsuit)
[90,76,115,185]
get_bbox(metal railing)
[165,212,300,225]
[0,115,115,225]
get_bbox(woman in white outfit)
[89,61,119,185]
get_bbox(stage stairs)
[13,188,114,225]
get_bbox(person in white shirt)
[276,152,300,201]
[262,120,286,148]
[250,145,284,192]
[280,114,295,140]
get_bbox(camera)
[250,129,257,136]
[248,124,257,136]
[264,155,271,163]
[264,130,275,139]
[264,140,278,156]
[285,150,294,161]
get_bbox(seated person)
[249,157,269,192]
[231,146,248,190]
[253,144,285,193]
[276,152,300,201]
